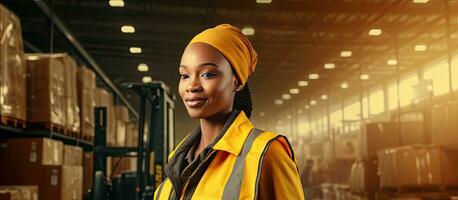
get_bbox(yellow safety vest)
[154,111,297,200]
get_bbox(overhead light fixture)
[286,115,292,119]
[274,99,283,105]
[324,63,336,69]
[297,109,303,114]
[260,112,265,117]
[109,0,125,7]
[305,105,310,110]
[142,76,152,83]
[414,44,428,52]
[137,63,149,72]
[241,26,255,36]
[310,100,317,106]
[368,29,382,36]
[308,73,319,80]
[129,47,142,54]
[298,81,309,87]
[289,88,300,94]
[360,74,370,80]
[321,94,328,100]
[387,59,398,66]
[121,25,135,33]
[341,82,349,89]
[256,0,272,3]
[340,51,352,57]
[282,94,291,100]
[26,55,39,60]
[413,0,429,3]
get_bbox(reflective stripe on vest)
[155,129,291,200]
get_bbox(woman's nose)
[186,78,203,92]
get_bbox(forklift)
[89,81,175,200]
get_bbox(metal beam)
[32,0,139,118]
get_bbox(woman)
[154,24,304,200]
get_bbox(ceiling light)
[310,100,317,106]
[274,99,283,105]
[137,63,149,72]
[324,63,335,69]
[289,88,300,94]
[413,0,429,3]
[260,112,265,117]
[256,0,272,3]
[368,29,382,36]
[286,115,292,119]
[142,76,152,83]
[26,55,39,60]
[241,27,255,36]
[340,51,352,57]
[387,59,398,66]
[109,0,125,7]
[341,82,349,89]
[360,74,370,80]
[282,94,291,100]
[297,109,303,114]
[414,44,428,52]
[305,105,310,110]
[321,94,328,100]
[308,73,319,80]
[298,81,309,87]
[121,25,135,33]
[129,47,142,54]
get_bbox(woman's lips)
[185,97,207,108]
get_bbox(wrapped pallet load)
[62,56,80,135]
[115,105,129,146]
[0,4,27,126]
[95,88,116,146]
[77,66,96,141]
[26,54,66,129]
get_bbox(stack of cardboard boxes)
[0,186,38,200]
[0,4,27,125]
[76,67,96,141]
[95,88,116,146]
[0,138,83,200]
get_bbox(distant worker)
[154,24,304,200]
[301,159,314,199]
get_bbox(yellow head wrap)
[187,24,258,86]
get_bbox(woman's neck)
[197,111,232,151]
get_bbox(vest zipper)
[181,150,217,200]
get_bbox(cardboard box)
[398,111,429,145]
[430,101,458,146]
[115,106,129,122]
[0,4,27,122]
[360,122,400,159]
[63,145,83,166]
[0,186,38,200]
[76,67,96,140]
[82,152,93,193]
[61,165,83,200]
[125,122,138,147]
[0,138,63,166]
[26,54,66,127]
[62,56,80,133]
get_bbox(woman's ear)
[233,76,243,92]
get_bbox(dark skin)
[178,42,243,159]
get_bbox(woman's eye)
[201,72,216,78]
[179,74,189,79]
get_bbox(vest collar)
[212,110,253,156]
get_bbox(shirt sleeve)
[257,139,305,200]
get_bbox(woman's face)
[178,42,240,119]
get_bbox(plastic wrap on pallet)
[0,186,38,200]
[114,105,129,146]
[0,5,27,122]
[115,105,129,122]
[125,122,138,147]
[62,55,80,133]
[77,66,96,141]
[95,88,116,146]
[26,53,67,128]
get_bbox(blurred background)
[0,0,458,200]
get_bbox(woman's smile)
[184,95,208,108]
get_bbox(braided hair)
[233,83,253,118]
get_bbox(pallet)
[28,122,67,135]
[0,116,26,129]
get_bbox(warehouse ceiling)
[2,0,458,137]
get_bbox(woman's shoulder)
[257,130,294,159]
